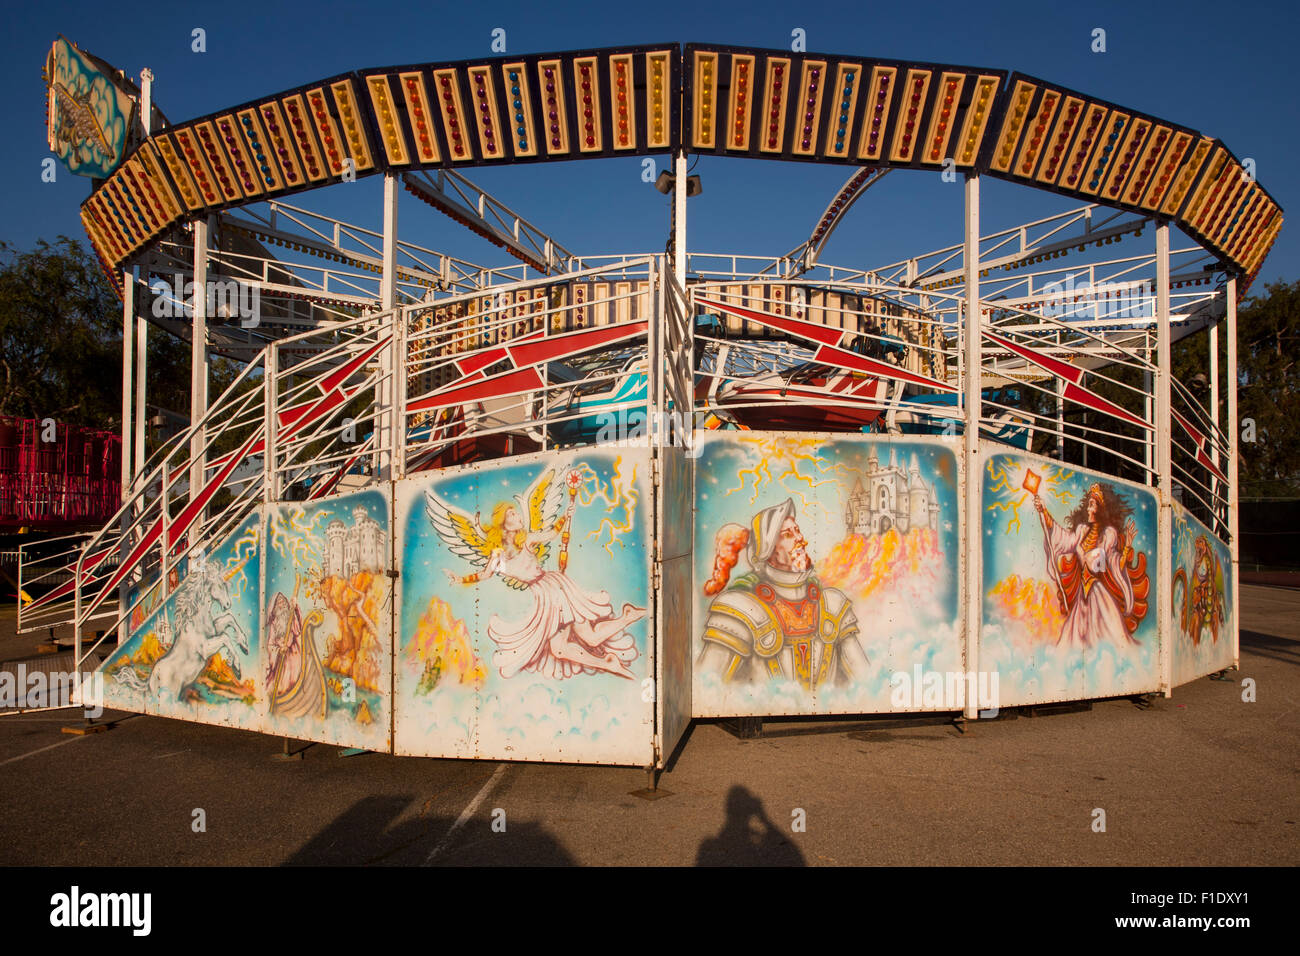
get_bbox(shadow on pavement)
[1239,629,1300,668]
[695,785,806,866]
[283,794,576,866]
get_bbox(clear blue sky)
[3,0,1297,288]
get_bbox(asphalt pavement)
[0,585,1295,866]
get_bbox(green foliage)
[0,236,244,454]
[1227,280,1300,497]
[1014,279,1300,499]
[0,236,121,425]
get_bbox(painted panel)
[99,513,263,730]
[262,490,392,751]
[981,452,1160,706]
[1171,504,1234,686]
[45,38,136,178]
[692,432,961,717]
[657,444,693,766]
[393,447,655,765]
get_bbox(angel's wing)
[424,488,493,569]
[514,468,564,566]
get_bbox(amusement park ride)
[20,36,1276,769]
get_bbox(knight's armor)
[702,566,862,689]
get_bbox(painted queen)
[1031,479,1150,647]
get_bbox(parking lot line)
[424,763,509,864]
[0,735,86,767]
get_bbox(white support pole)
[140,69,153,135]
[190,216,210,548]
[392,298,407,482]
[381,173,398,312]
[118,270,135,645]
[1144,360,1153,486]
[1209,322,1220,523]
[1226,278,1240,669]
[673,151,687,292]
[665,149,687,453]
[962,173,981,720]
[134,306,147,480]
[1055,378,1065,461]
[265,342,278,506]
[136,69,153,492]
[120,272,135,499]
[379,172,398,481]
[1155,222,1173,696]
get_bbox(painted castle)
[845,447,940,535]
[324,505,386,578]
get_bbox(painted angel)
[425,467,644,680]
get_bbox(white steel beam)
[1226,277,1239,669]
[118,270,135,646]
[378,173,398,481]
[1155,222,1173,696]
[402,169,579,275]
[1209,321,1220,522]
[190,217,210,541]
[674,152,687,292]
[962,173,981,721]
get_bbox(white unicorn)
[116,561,250,702]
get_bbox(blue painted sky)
[4,0,1296,287]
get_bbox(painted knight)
[698,498,869,689]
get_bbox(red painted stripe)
[1171,409,1204,448]
[810,343,954,392]
[1197,448,1228,485]
[408,366,544,413]
[412,323,647,412]
[1061,381,1151,431]
[697,297,844,347]
[23,544,117,611]
[166,434,260,551]
[698,296,950,392]
[454,329,545,376]
[984,329,1085,385]
[310,452,363,500]
[507,322,647,366]
[1173,409,1227,483]
[320,338,388,393]
[986,329,1151,432]
[84,519,163,619]
[276,389,348,446]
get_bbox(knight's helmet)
[747,498,796,568]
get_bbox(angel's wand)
[558,470,583,572]
[1024,468,1065,615]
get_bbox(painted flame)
[819,527,943,601]
[988,573,1065,643]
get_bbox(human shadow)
[695,785,806,867]
[282,794,576,866]
[1239,628,1300,668]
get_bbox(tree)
[1226,279,1300,498]
[1004,277,1300,530]
[0,236,241,456]
[0,236,122,425]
